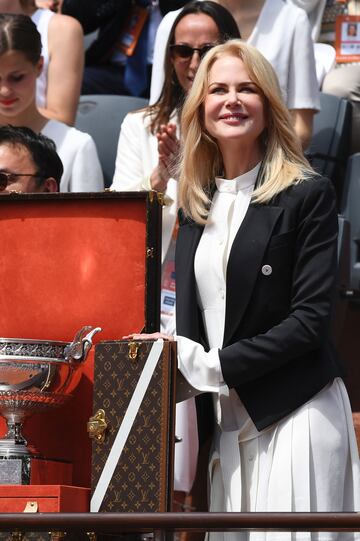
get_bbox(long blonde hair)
[179,40,315,224]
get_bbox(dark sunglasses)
[170,43,216,61]
[0,171,45,191]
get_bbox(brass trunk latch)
[87,409,108,443]
[128,341,140,361]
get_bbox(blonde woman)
[126,40,359,534]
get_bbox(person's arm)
[112,112,179,193]
[39,13,84,126]
[290,0,324,12]
[150,123,179,191]
[287,8,320,147]
[123,331,223,394]
[290,108,315,150]
[289,0,327,42]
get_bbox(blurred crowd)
[0,0,358,192]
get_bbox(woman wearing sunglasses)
[111,0,239,503]
[0,13,103,192]
[111,0,239,335]
[151,0,319,150]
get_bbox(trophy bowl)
[0,326,101,457]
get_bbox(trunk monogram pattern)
[91,341,175,513]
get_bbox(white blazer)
[111,108,178,264]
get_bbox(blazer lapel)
[223,204,284,346]
[175,221,204,342]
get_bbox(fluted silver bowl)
[0,326,101,457]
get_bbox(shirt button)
[220,290,225,299]
[261,264,272,276]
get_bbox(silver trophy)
[0,326,101,481]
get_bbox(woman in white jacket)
[111,1,240,498]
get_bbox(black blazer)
[175,176,343,432]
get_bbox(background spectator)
[0,14,103,192]
[0,124,61,192]
[0,0,84,126]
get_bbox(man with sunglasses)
[0,125,62,193]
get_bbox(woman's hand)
[150,123,179,192]
[122,332,174,341]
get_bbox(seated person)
[0,0,84,126]
[293,0,360,155]
[0,13,104,192]
[0,124,61,193]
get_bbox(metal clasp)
[128,341,140,361]
[87,409,108,443]
[23,501,38,513]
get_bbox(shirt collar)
[215,162,261,194]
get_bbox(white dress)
[176,165,360,540]
[42,120,104,192]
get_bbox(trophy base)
[0,456,73,485]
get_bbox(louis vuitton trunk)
[90,339,176,513]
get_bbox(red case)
[0,192,162,489]
[0,485,90,512]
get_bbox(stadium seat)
[306,92,352,203]
[340,153,360,296]
[75,94,148,188]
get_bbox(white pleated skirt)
[208,378,360,541]
[174,398,199,492]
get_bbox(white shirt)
[42,120,104,192]
[177,163,260,436]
